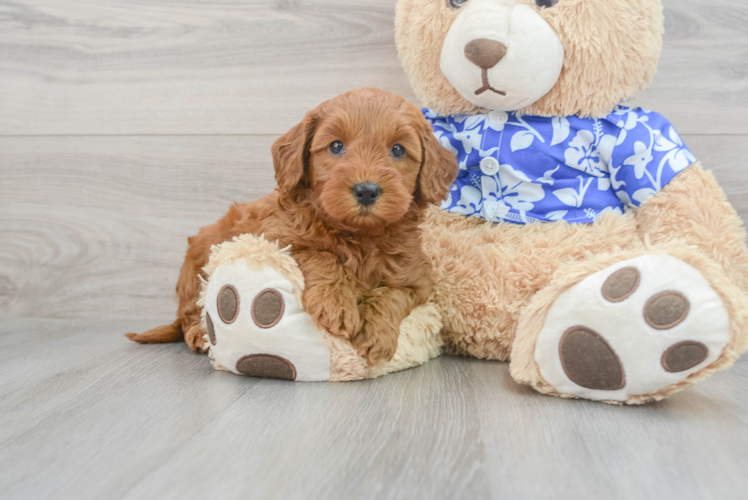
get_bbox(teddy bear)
[393,0,748,403]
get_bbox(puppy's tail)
[126,320,184,345]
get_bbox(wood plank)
[0,0,408,136]
[629,0,748,133]
[0,135,277,320]
[2,134,747,320]
[683,135,748,218]
[1,0,746,136]
[0,317,746,500]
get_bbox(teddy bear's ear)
[271,111,318,193]
[416,120,458,206]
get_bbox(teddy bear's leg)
[635,163,748,292]
[202,234,444,382]
[510,165,748,404]
[420,206,641,360]
[510,245,748,404]
[200,235,339,381]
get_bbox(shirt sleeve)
[607,108,696,208]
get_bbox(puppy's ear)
[272,111,318,193]
[416,120,458,206]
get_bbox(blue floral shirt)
[424,107,696,224]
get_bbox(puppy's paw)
[352,323,399,365]
[184,324,209,354]
[302,287,361,339]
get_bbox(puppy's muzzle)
[352,182,382,207]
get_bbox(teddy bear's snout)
[464,38,507,69]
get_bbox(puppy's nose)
[464,39,507,69]
[352,183,382,207]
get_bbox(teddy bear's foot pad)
[535,255,730,402]
[235,354,297,381]
[204,258,332,382]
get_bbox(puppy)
[127,88,457,364]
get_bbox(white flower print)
[564,128,617,176]
[553,177,594,208]
[511,130,535,152]
[452,115,486,155]
[481,164,545,219]
[633,188,658,205]
[619,117,694,195]
[609,162,627,190]
[614,109,642,145]
[623,141,653,180]
[654,127,697,174]
[450,186,483,216]
[507,115,545,152]
[546,210,569,221]
[435,133,459,157]
[538,165,561,185]
[551,117,570,146]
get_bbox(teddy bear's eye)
[449,0,469,9]
[535,0,559,8]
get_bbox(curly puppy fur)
[127,88,457,365]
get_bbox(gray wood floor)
[1,1,747,499]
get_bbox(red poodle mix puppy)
[128,88,457,364]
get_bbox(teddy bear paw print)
[204,259,332,382]
[534,255,731,402]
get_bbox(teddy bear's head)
[395,0,664,118]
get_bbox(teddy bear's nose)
[464,39,508,69]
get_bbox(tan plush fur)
[422,206,640,360]
[509,240,748,405]
[396,0,663,118]
[421,163,748,402]
[635,164,748,292]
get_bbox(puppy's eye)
[535,0,558,8]
[449,0,469,9]
[390,144,406,159]
[329,141,345,155]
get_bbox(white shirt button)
[488,110,509,125]
[486,202,501,219]
[480,157,500,176]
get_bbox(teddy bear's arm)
[634,163,748,291]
